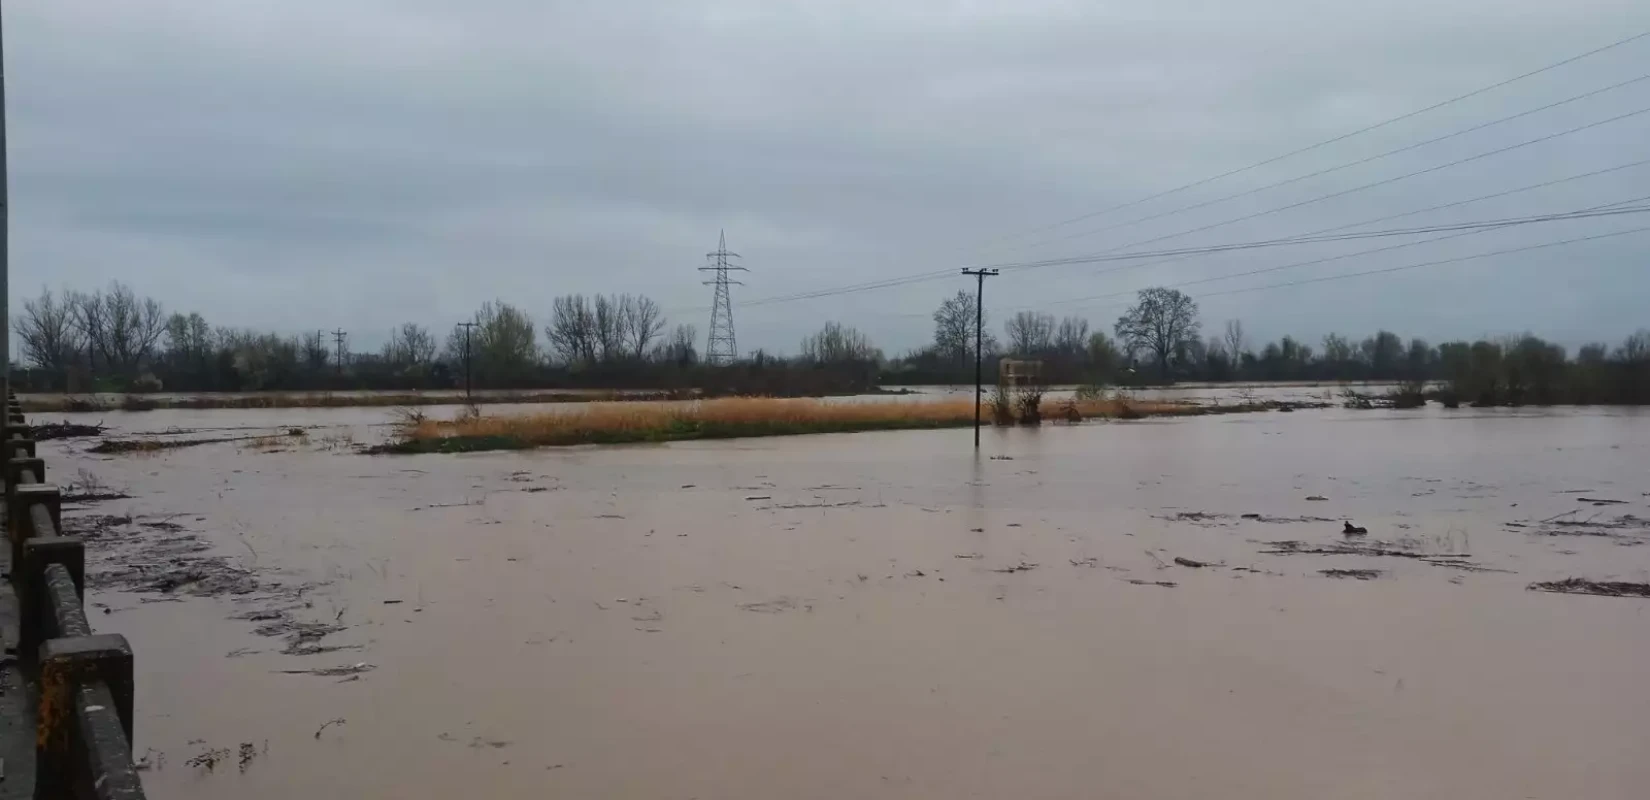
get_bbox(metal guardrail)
[3,395,147,799]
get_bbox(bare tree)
[383,323,436,368]
[593,295,626,363]
[1321,333,1355,366]
[622,295,665,360]
[1115,287,1201,377]
[547,295,598,365]
[298,331,330,373]
[164,313,212,361]
[1223,320,1246,361]
[16,288,84,374]
[653,324,697,366]
[68,282,166,376]
[932,291,994,364]
[1054,316,1090,356]
[800,322,881,364]
[1203,336,1229,375]
[1005,311,1056,355]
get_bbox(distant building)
[998,359,1044,387]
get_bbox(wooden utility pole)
[331,329,348,376]
[458,321,479,405]
[960,268,998,448]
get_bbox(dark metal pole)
[1,7,10,400]
[961,268,997,448]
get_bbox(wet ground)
[37,402,1650,799]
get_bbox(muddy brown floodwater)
[38,404,1650,799]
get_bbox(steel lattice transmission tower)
[699,230,747,365]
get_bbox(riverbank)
[377,396,1302,453]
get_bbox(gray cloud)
[10,0,1650,354]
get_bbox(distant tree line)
[10,283,1647,405]
[8,283,882,397]
[883,287,1648,405]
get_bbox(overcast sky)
[9,0,1650,356]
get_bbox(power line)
[971,29,1650,248]
[991,104,1650,277]
[1196,223,1650,301]
[996,203,1650,274]
[1030,195,1650,312]
[733,107,1650,310]
[1068,157,1650,280]
[741,187,1650,309]
[1019,72,1650,251]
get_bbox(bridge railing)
[4,395,147,800]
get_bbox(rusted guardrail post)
[38,633,141,800]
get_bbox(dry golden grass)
[392,396,1207,452]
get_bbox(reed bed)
[389,396,1209,452]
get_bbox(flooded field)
[39,403,1650,799]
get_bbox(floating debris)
[738,597,811,613]
[187,748,232,772]
[29,420,108,440]
[278,663,376,677]
[1320,569,1382,580]
[991,561,1038,574]
[1260,540,1470,560]
[1528,578,1650,598]
[1173,557,1212,568]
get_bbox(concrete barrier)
[2,395,147,799]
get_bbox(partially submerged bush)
[990,385,1014,426]
[1014,386,1044,425]
[1388,379,1428,409]
[120,394,159,412]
